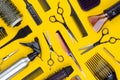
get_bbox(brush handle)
[104,1,120,20]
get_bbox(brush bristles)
[88,16,99,26]
[86,53,115,80]
[0,27,7,40]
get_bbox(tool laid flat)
[38,0,51,12]
[86,53,117,80]
[0,27,7,40]
[43,32,64,70]
[0,25,32,49]
[49,2,78,42]
[88,1,120,32]
[68,0,88,37]
[79,28,120,54]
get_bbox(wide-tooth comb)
[0,27,7,40]
[85,53,117,80]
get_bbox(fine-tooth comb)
[85,53,117,80]
[0,27,7,40]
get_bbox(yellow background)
[0,0,120,80]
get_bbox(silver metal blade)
[81,46,94,55]
[79,44,93,50]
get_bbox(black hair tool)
[0,27,8,40]
[68,0,88,37]
[0,37,42,80]
[85,53,117,80]
[46,66,73,80]
[77,0,100,11]
[0,25,32,49]
[88,1,120,32]
[24,0,42,25]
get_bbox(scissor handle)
[49,16,57,23]
[57,55,64,62]
[109,37,120,44]
[57,2,64,15]
[47,58,54,66]
[102,28,109,35]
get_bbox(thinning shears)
[49,2,78,42]
[43,32,64,70]
[79,28,120,55]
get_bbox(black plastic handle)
[104,1,120,20]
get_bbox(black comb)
[0,25,32,49]
[85,53,117,80]
[77,0,100,11]
[0,27,7,40]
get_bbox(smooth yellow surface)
[0,0,120,80]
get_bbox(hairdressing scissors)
[79,28,120,55]
[49,2,78,42]
[43,32,64,70]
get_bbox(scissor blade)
[81,46,94,55]
[46,31,52,46]
[79,44,93,50]
[43,33,51,47]
[67,29,78,42]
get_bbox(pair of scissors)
[43,32,64,70]
[79,28,120,55]
[49,2,78,42]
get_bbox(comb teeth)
[0,27,7,40]
[78,0,100,11]
[86,53,116,80]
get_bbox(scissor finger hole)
[57,8,63,14]
[47,59,54,66]
[102,28,109,35]
[57,56,64,62]
[109,37,117,44]
[49,16,56,22]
